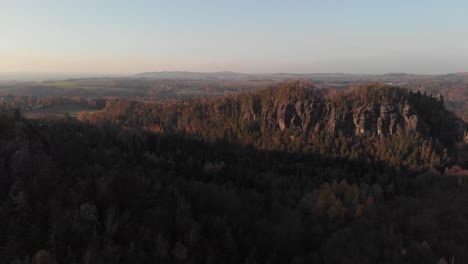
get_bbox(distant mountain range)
[132,71,468,81]
[132,71,365,80]
[0,73,122,82]
[133,71,251,80]
[1,71,467,82]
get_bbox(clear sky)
[1,0,467,74]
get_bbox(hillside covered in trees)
[1,83,468,263]
[81,82,464,168]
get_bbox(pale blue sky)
[1,0,467,74]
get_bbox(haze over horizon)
[1,0,468,75]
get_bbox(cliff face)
[274,100,323,132]
[245,95,430,138]
[329,103,428,137]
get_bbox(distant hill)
[3,71,467,82]
[0,72,121,81]
[133,71,254,80]
[133,71,365,80]
[133,71,468,82]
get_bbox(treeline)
[0,95,106,112]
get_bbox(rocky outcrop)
[347,103,428,137]
[353,106,378,135]
[272,99,324,132]
[242,90,435,138]
[377,105,400,136]
[402,104,429,136]
[325,106,355,136]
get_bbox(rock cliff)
[227,83,462,144]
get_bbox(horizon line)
[0,70,467,76]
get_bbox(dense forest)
[80,82,463,168]
[1,83,468,263]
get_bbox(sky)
[1,0,468,75]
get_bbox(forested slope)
[82,82,464,168]
[0,83,467,263]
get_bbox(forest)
[0,82,468,263]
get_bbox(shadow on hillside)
[4,116,468,263]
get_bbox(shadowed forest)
[1,82,468,263]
